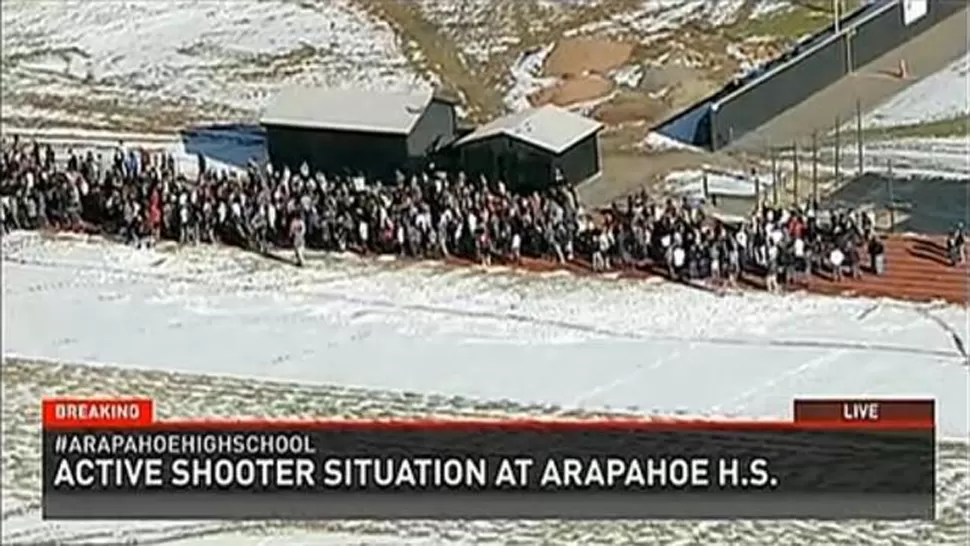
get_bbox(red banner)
[793,398,934,427]
[43,398,154,429]
[42,397,934,430]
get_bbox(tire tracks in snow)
[715,301,891,414]
[912,305,969,364]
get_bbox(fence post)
[887,160,895,233]
[702,169,710,202]
[834,116,841,184]
[856,98,864,174]
[812,131,818,207]
[845,26,854,74]
[754,168,761,207]
[771,149,779,206]
[792,142,799,207]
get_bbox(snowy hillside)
[1,0,798,131]
[0,0,429,130]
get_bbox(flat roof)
[455,104,602,154]
[260,87,439,135]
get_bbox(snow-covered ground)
[2,231,968,544]
[0,0,822,132]
[504,44,558,111]
[0,0,429,129]
[4,230,967,431]
[665,167,775,198]
[639,131,705,152]
[811,136,970,180]
[863,53,970,129]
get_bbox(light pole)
[833,0,841,34]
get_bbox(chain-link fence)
[693,98,953,233]
[718,100,966,234]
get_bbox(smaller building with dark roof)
[454,105,603,193]
[260,87,458,178]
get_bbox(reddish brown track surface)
[53,226,968,306]
[445,234,967,306]
[805,235,967,305]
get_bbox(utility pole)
[834,0,841,34]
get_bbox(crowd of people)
[2,136,956,294]
[601,191,891,291]
[0,137,603,270]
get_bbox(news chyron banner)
[42,398,934,520]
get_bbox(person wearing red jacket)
[147,189,161,247]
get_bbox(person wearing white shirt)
[793,237,807,279]
[769,228,783,246]
[735,229,748,264]
[358,220,369,250]
[510,232,522,263]
[829,247,845,281]
[673,246,686,269]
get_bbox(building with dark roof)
[454,104,603,193]
[259,87,458,178]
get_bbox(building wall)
[708,0,965,150]
[459,136,550,193]
[407,99,457,160]
[458,132,601,193]
[709,39,845,150]
[656,2,878,148]
[263,125,407,179]
[656,100,714,145]
[552,134,601,186]
[851,0,964,67]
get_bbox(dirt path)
[350,0,506,123]
[729,6,970,151]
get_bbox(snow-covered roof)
[455,105,603,154]
[260,87,436,135]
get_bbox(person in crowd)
[290,212,306,267]
[829,245,845,282]
[847,241,862,280]
[867,234,885,276]
[947,223,965,266]
[765,243,779,292]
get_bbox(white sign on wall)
[902,0,928,26]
